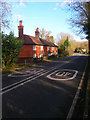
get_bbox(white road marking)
[47,69,78,81]
[0,69,46,92]
[63,72,72,76]
[8,68,44,77]
[66,61,88,120]
[1,63,66,94]
[56,72,66,76]
[1,56,79,94]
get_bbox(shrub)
[2,32,23,68]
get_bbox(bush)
[2,32,23,68]
[48,55,59,60]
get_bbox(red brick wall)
[43,46,48,56]
[37,45,43,57]
[18,45,58,59]
[33,45,43,58]
[18,45,33,58]
[53,47,56,55]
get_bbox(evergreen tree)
[2,32,23,67]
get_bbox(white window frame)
[48,53,51,56]
[39,53,43,58]
[41,46,43,51]
[48,47,50,51]
[33,53,36,58]
[52,47,54,51]
[51,52,54,55]
[33,45,36,51]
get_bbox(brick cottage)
[18,20,58,63]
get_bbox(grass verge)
[2,63,36,74]
[2,55,69,74]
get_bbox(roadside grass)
[44,54,68,61]
[2,63,36,74]
[2,54,70,74]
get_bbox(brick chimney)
[18,20,24,38]
[35,28,39,39]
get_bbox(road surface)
[1,55,88,119]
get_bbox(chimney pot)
[35,28,39,39]
[18,20,24,38]
[36,28,39,32]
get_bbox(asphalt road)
[1,55,88,119]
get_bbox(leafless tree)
[0,0,11,32]
[40,28,52,40]
[57,32,74,46]
[64,1,90,54]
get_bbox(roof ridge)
[21,34,58,47]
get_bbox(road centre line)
[1,57,79,94]
[1,71,48,94]
[1,63,67,94]
[1,69,47,92]
[1,66,59,92]
[66,60,88,120]
[1,65,64,92]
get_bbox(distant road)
[74,53,87,56]
[2,55,88,119]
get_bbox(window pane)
[41,46,43,50]
[33,53,36,58]
[33,45,36,51]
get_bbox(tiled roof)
[39,38,57,47]
[18,34,58,47]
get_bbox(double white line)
[1,56,85,119]
[1,63,66,94]
[8,68,44,77]
[0,57,78,95]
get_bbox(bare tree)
[57,32,74,47]
[40,28,52,40]
[65,1,90,54]
[40,28,46,39]
[0,0,11,32]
